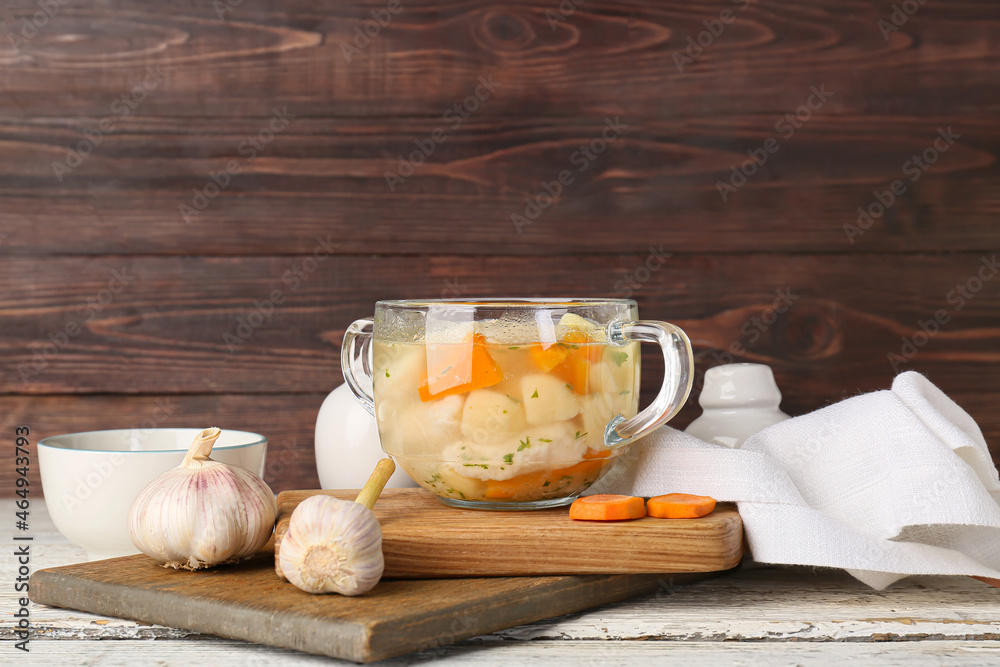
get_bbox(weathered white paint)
[13,639,1000,667]
[3,500,999,662]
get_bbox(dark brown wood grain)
[273,489,743,577]
[2,116,998,254]
[3,0,1000,500]
[1,1,998,119]
[2,254,998,396]
[0,394,323,497]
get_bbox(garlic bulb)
[128,427,277,570]
[278,457,394,595]
[279,495,384,595]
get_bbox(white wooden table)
[3,500,999,666]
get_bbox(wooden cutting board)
[275,488,743,577]
[30,550,710,663]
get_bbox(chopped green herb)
[457,490,466,499]
[506,394,522,404]
[538,438,552,443]
[555,342,580,349]
[531,389,539,398]
[619,389,631,395]
[502,410,507,414]
[508,346,520,350]
[518,437,531,451]
[575,431,588,439]
[611,351,629,367]
[439,365,453,376]
[463,463,489,469]
[559,475,574,481]
[385,369,390,378]
[503,453,514,463]
[461,446,466,450]
[565,383,574,390]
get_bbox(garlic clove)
[128,427,277,570]
[278,495,384,595]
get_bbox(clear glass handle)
[604,320,694,448]
[341,317,376,416]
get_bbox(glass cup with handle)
[342,298,693,509]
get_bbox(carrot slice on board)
[646,493,716,519]
[569,494,645,521]
[418,333,503,402]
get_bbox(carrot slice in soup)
[484,449,611,500]
[569,494,645,521]
[550,330,602,394]
[646,493,716,518]
[418,333,503,402]
[530,343,570,372]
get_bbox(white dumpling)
[446,420,586,481]
[393,394,464,456]
[373,343,427,401]
[556,312,607,342]
[558,313,597,331]
[581,394,617,449]
[521,374,580,425]
[460,389,528,445]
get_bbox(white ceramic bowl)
[39,428,268,562]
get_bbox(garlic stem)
[354,458,395,510]
[183,427,221,466]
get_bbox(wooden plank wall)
[1,0,999,497]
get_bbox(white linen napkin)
[587,371,1000,589]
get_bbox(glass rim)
[375,298,637,310]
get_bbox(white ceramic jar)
[684,363,790,448]
[314,383,417,489]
